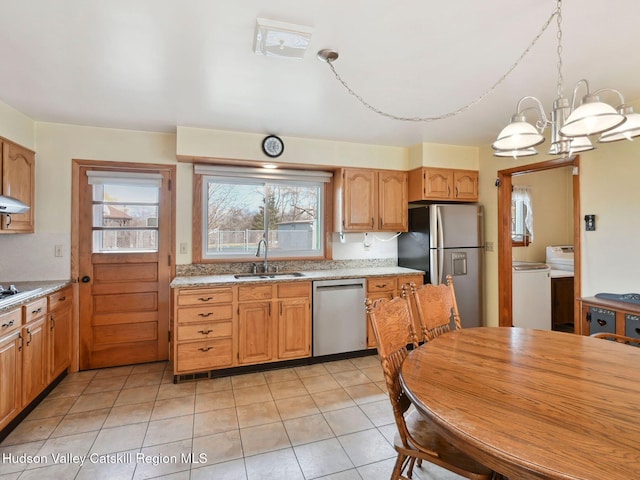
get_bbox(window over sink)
[512,184,533,247]
[193,165,331,262]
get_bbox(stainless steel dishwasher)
[312,278,367,356]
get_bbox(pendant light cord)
[324,2,561,122]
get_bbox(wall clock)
[262,135,284,158]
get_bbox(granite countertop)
[170,266,424,288]
[0,280,72,313]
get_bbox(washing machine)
[512,262,552,330]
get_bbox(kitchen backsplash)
[176,257,396,276]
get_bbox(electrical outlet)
[54,245,63,257]
[179,243,189,254]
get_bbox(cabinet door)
[48,307,72,382]
[378,170,408,232]
[238,302,273,364]
[278,298,311,359]
[424,168,453,200]
[341,169,376,231]
[22,317,47,406]
[1,141,35,232]
[453,170,478,201]
[0,330,22,430]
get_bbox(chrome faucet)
[256,233,269,273]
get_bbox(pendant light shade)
[492,114,545,151]
[494,147,539,158]
[598,105,640,143]
[559,95,626,137]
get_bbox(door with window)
[76,162,174,370]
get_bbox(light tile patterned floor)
[0,357,465,480]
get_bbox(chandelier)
[317,0,640,158]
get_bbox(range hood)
[0,195,30,214]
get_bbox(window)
[194,165,331,261]
[512,185,533,246]
[88,171,162,253]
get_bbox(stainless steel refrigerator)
[397,204,483,328]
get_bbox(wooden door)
[378,170,407,231]
[22,317,47,406]
[341,169,376,231]
[278,298,311,359]
[0,330,22,429]
[1,141,35,232]
[76,163,174,370]
[238,302,273,364]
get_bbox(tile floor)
[0,356,465,480]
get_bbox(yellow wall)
[0,101,35,150]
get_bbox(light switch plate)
[585,214,596,231]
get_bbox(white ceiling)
[1,0,639,148]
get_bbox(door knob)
[81,276,91,283]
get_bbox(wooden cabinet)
[1,140,35,233]
[580,296,640,338]
[0,286,73,433]
[237,285,274,365]
[173,286,235,374]
[365,274,424,348]
[408,167,478,202]
[277,282,311,360]
[0,308,22,431]
[335,168,408,232]
[551,277,574,333]
[21,297,48,407]
[47,287,73,382]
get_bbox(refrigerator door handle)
[437,206,444,284]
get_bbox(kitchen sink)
[233,272,305,279]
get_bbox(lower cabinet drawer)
[177,321,232,341]
[176,339,233,372]
[177,304,233,324]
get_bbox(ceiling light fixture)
[317,0,640,157]
[254,18,313,59]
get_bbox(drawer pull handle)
[376,284,387,289]
[198,312,213,317]
[2,320,14,328]
[597,319,607,327]
[58,296,66,302]
[32,307,42,315]
[27,330,32,346]
[198,297,213,302]
[198,329,213,335]
[199,346,213,352]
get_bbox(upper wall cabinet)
[408,167,478,203]
[1,140,35,233]
[334,168,408,232]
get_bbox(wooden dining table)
[400,327,640,480]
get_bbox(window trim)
[192,167,334,263]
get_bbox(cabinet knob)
[81,276,91,283]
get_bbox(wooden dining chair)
[365,295,495,480]
[408,274,462,343]
[591,332,640,347]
